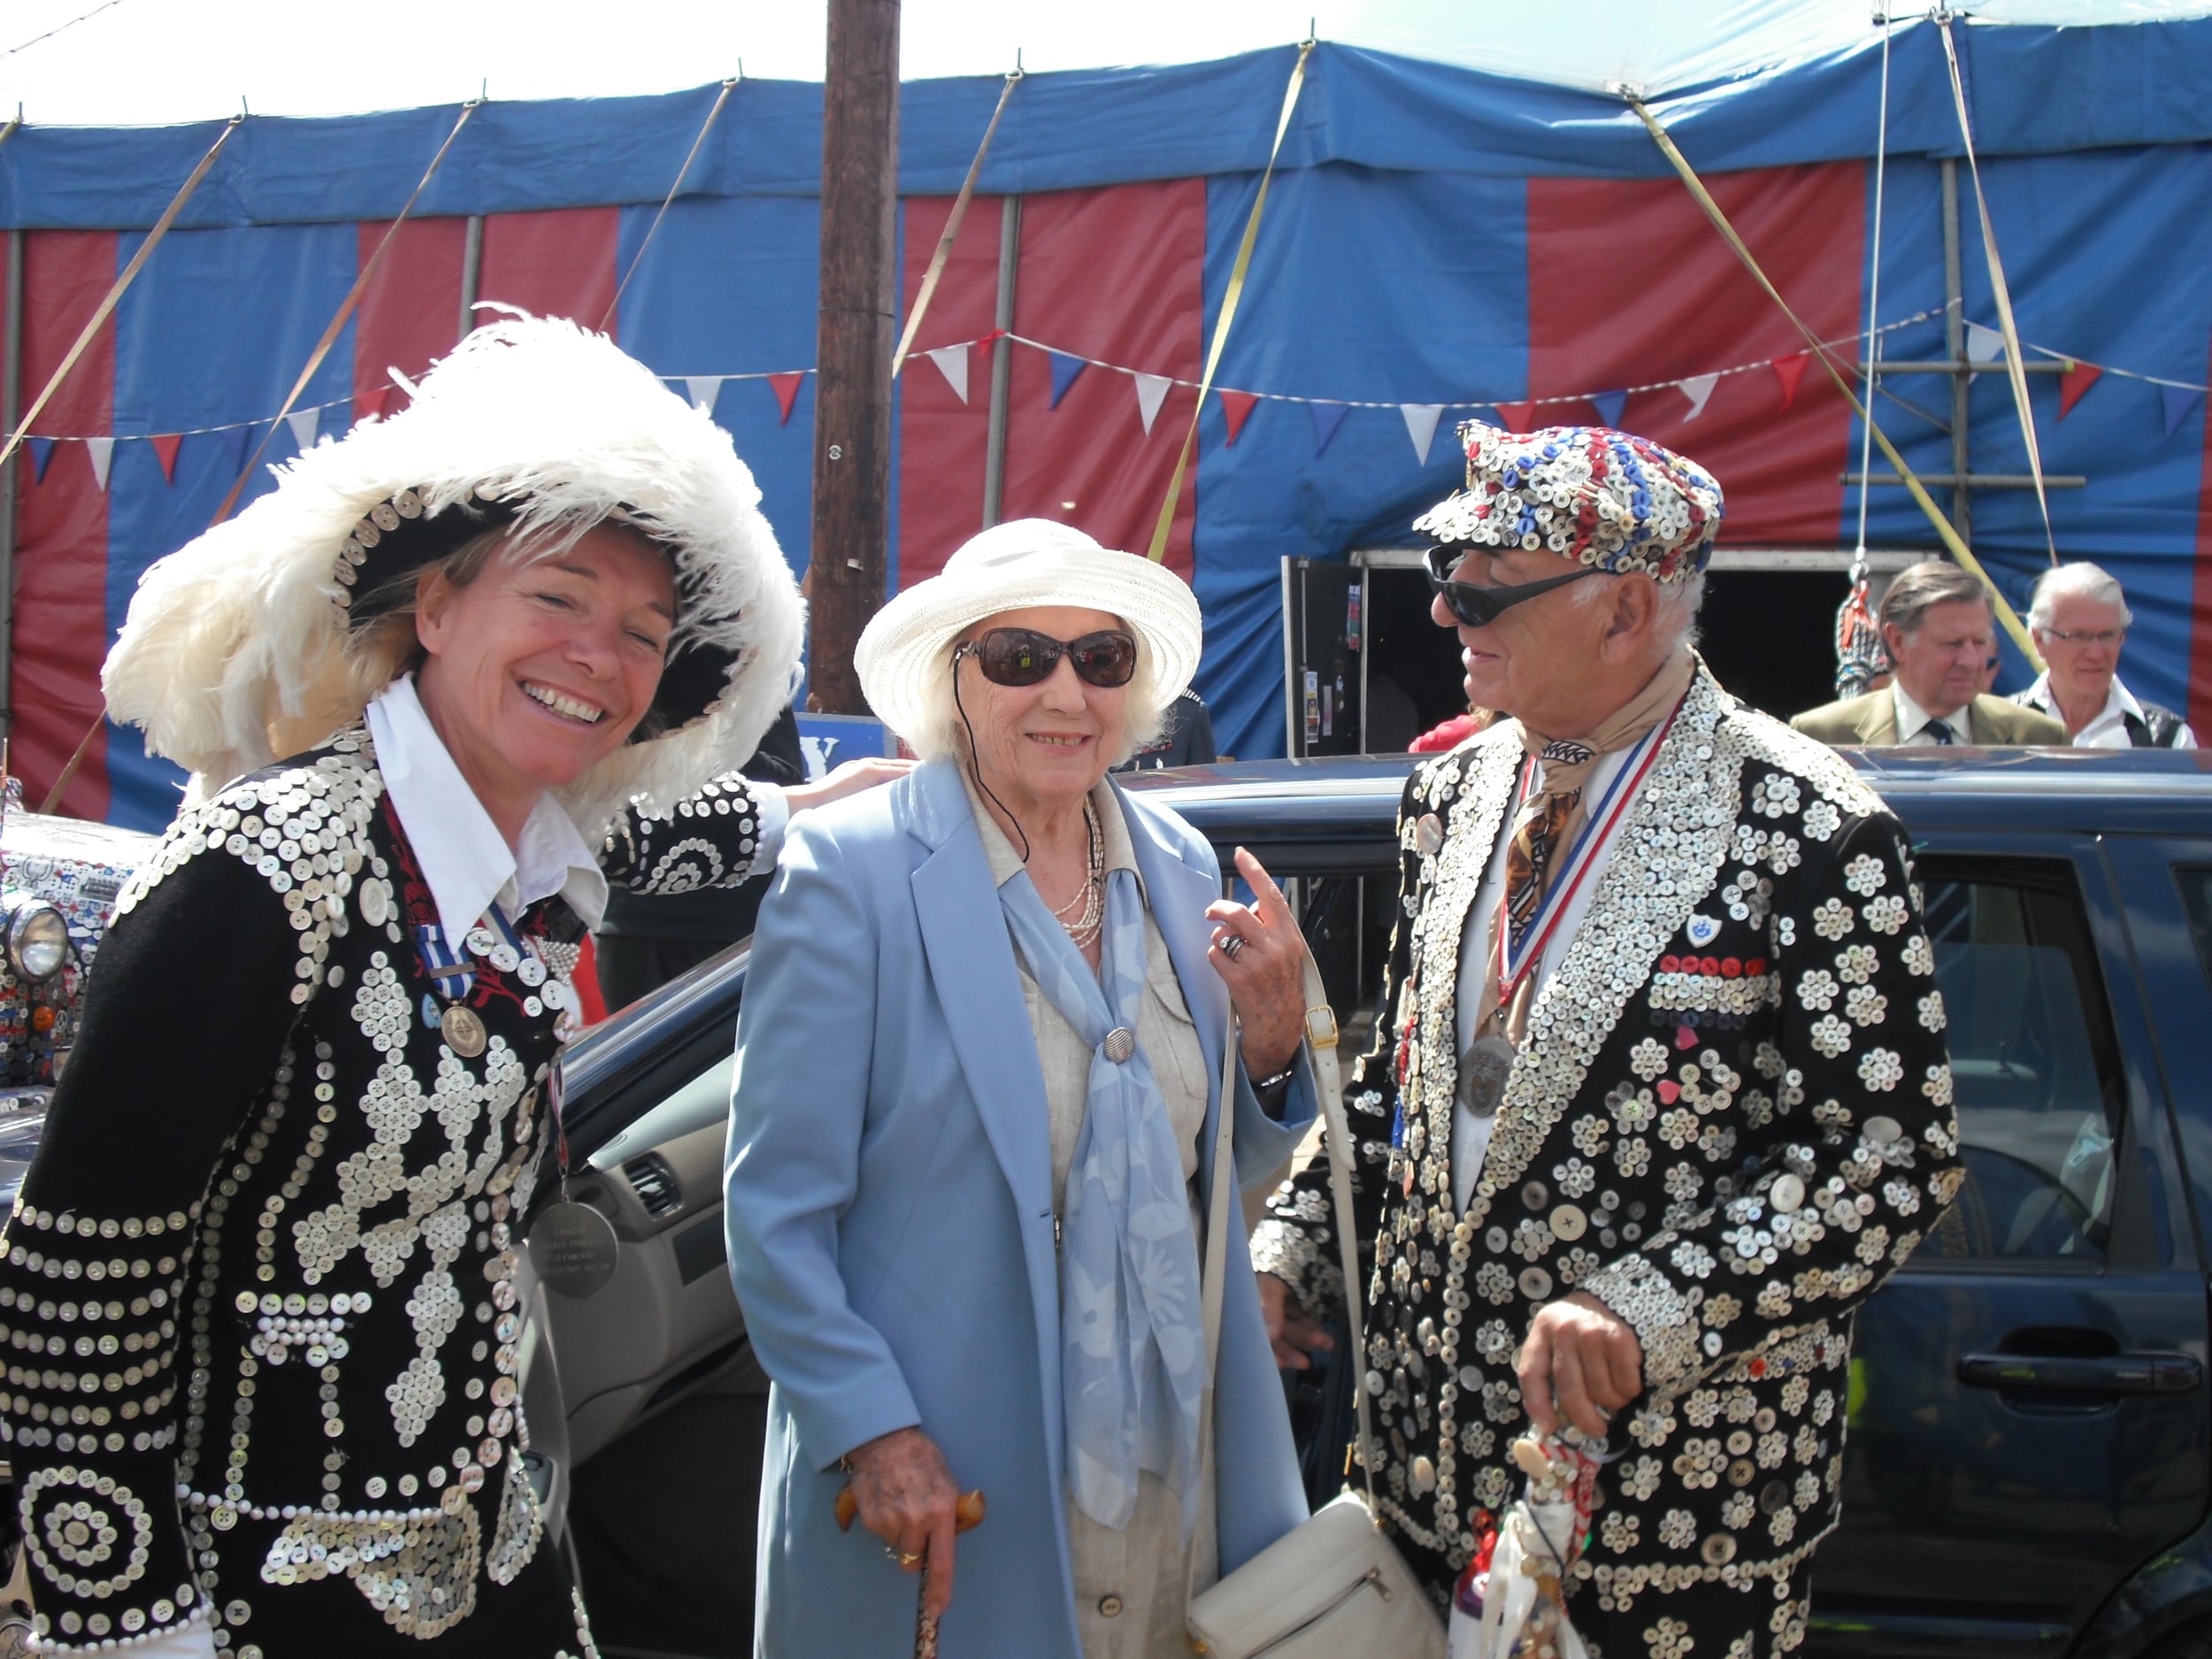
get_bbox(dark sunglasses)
[1424,541,1604,627]
[956,626,1139,688]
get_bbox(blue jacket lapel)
[905,761,1054,1223]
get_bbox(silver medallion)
[1102,1025,1136,1064]
[1457,1033,1517,1118]
[441,1003,488,1057]
[530,1201,620,1300]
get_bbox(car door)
[1809,833,2210,1658]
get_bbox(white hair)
[910,616,1169,766]
[2029,561,2132,633]
[1571,569,1707,651]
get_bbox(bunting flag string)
[84,436,113,494]
[15,304,2207,490]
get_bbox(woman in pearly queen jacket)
[0,317,897,1657]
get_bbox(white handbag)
[1185,957,1446,1659]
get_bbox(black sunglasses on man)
[1423,541,1605,628]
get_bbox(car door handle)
[1956,1352,2203,1396]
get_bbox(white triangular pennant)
[1676,373,1719,421]
[1401,403,1445,465]
[1133,373,1171,435]
[286,407,320,452]
[84,436,114,492]
[925,344,969,405]
[685,375,724,412]
[1965,321,2006,365]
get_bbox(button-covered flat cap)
[1413,420,1724,583]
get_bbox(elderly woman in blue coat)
[726,520,1319,1656]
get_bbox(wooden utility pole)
[808,0,901,713]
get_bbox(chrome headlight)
[5,902,68,984]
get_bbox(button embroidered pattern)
[1251,666,1961,1633]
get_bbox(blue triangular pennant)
[2161,382,2204,438]
[1591,389,1629,427]
[221,423,253,477]
[1309,401,1349,457]
[1048,351,1088,410]
[27,437,56,483]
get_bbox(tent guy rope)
[209,99,480,527]
[1623,88,2043,672]
[891,66,1022,380]
[601,76,741,333]
[1147,36,1313,562]
[0,115,238,479]
[1938,12,2060,569]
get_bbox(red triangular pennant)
[2058,359,2102,420]
[768,373,804,426]
[1218,389,1258,448]
[1773,352,1811,411]
[1492,401,1535,434]
[150,434,183,483]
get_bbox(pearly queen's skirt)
[175,1458,599,1658]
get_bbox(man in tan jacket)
[1792,560,2065,746]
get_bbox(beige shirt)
[966,777,1220,1658]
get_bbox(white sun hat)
[855,518,1202,748]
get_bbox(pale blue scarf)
[999,859,1207,1533]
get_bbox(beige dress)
[967,778,1221,1659]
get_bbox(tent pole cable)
[0,115,239,476]
[602,76,741,333]
[1148,37,1315,563]
[892,65,1022,379]
[1836,11,1895,700]
[209,99,480,528]
[1938,12,2060,567]
[1625,92,2042,671]
[1,229,19,750]
[1853,14,1893,568]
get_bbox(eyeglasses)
[1423,542,1604,628]
[955,626,1139,688]
[2041,627,2125,648]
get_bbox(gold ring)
[887,1547,923,1567]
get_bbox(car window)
[1912,857,2125,1266]
[2177,866,2212,993]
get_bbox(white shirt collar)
[365,676,609,943]
[2024,671,2148,746]
[1889,680,1964,744]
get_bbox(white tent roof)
[8,0,2211,128]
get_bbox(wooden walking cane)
[836,1483,987,1657]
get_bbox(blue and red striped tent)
[5,19,2212,829]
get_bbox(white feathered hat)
[102,313,804,840]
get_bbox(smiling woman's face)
[955,604,1130,824]
[411,521,677,833]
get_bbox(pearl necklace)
[1048,797,1106,949]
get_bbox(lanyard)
[1494,703,1680,1004]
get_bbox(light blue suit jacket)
[726,758,1316,1658]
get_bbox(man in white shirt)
[1790,559,2064,746]
[2013,561,2198,749]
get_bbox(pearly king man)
[1252,422,1961,1659]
